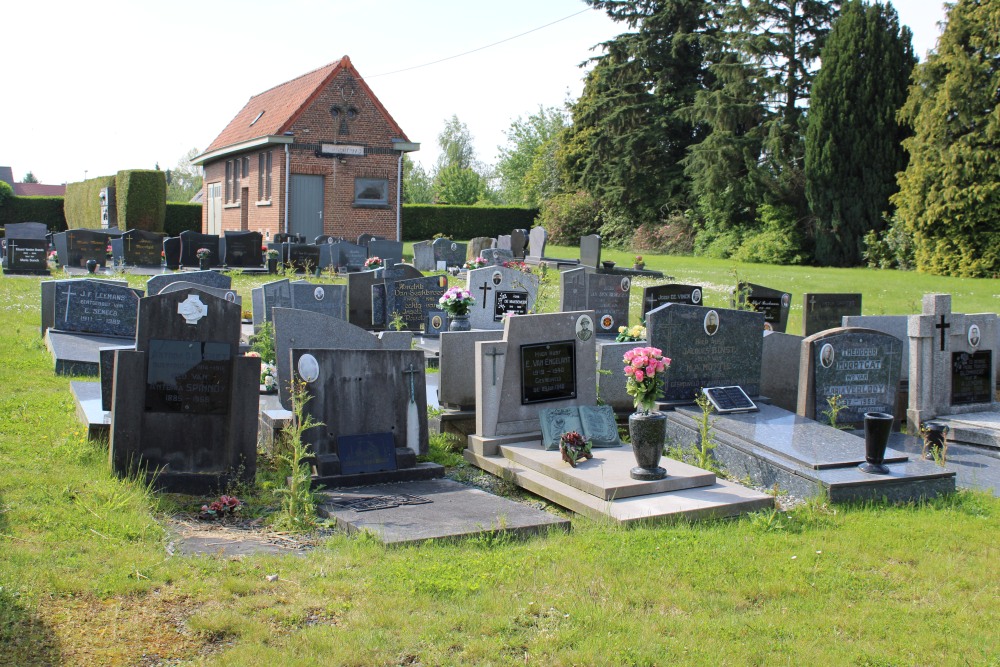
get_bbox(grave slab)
[46,330,133,376]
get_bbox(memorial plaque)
[178,231,221,267]
[385,275,449,330]
[285,243,321,272]
[521,340,577,405]
[803,293,862,337]
[642,284,703,316]
[703,386,758,414]
[337,432,398,475]
[468,265,539,330]
[54,280,142,338]
[738,283,791,332]
[57,229,109,268]
[952,351,992,405]
[495,290,529,320]
[5,239,48,273]
[120,229,164,267]
[539,407,584,450]
[425,310,447,336]
[144,340,233,414]
[223,231,263,267]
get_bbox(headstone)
[260,279,292,323]
[527,227,547,259]
[290,281,347,321]
[761,331,804,413]
[802,293,862,337]
[510,229,528,259]
[357,233,380,247]
[647,303,765,402]
[119,229,164,267]
[579,234,601,269]
[284,243,321,272]
[412,241,434,272]
[467,237,495,262]
[842,315,910,377]
[274,233,305,245]
[496,235,512,251]
[162,237,181,270]
[53,279,142,338]
[424,310,447,337]
[796,327,902,429]
[432,238,466,268]
[480,247,514,266]
[347,270,381,329]
[368,239,403,267]
[466,265,540,330]
[54,229,109,269]
[595,340,640,412]
[330,241,368,271]
[315,235,341,245]
[587,273,631,336]
[223,231,263,267]
[438,330,504,409]
[642,284,704,317]
[147,270,232,296]
[560,267,589,312]
[159,282,242,306]
[178,230,222,268]
[109,289,258,493]
[384,275,449,330]
[736,283,791,333]
[3,222,49,275]
[41,278,128,336]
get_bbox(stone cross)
[403,363,419,403]
[484,347,505,386]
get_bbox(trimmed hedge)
[401,205,538,241]
[165,203,202,236]
[117,170,166,232]
[64,176,115,229]
[0,196,67,232]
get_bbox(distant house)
[193,56,418,242]
[0,166,66,196]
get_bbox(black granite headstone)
[737,282,791,333]
[284,243,321,272]
[368,239,403,267]
[431,239,466,268]
[802,293,863,337]
[952,351,992,406]
[162,237,181,270]
[642,284,704,316]
[384,275,449,330]
[179,231,221,267]
[120,229,164,267]
[53,279,142,338]
[56,229,109,269]
[588,273,631,336]
[521,340,577,404]
[223,231,263,267]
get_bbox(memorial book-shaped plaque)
[521,340,577,405]
[952,351,992,405]
[703,386,758,414]
[337,432,398,475]
[145,340,233,414]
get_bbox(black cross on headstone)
[936,314,950,351]
[484,347,505,386]
[478,281,492,309]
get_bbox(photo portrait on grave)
[969,324,981,348]
[704,310,719,336]
[820,343,835,368]
[781,293,790,308]
[297,354,320,383]
[600,314,615,330]
[315,287,325,301]
[576,314,594,341]
[692,288,702,304]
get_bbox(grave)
[579,234,601,269]
[40,277,128,337]
[283,243,321,272]
[736,282,791,333]
[368,239,403,267]
[163,237,182,270]
[641,284,704,318]
[116,229,164,268]
[53,229,113,271]
[479,247,514,266]
[357,233,381,247]
[467,237,495,262]
[525,226,578,267]
[45,280,143,374]
[178,231,222,268]
[802,293,862,337]
[496,235,511,251]
[259,279,293,324]
[159,282,242,307]
[432,238,466,269]
[438,330,505,410]
[147,270,232,296]
[595,340,642,413]
[289,281,347,321]
[3,222,49,276]
[465,265,540,330]
[412,240,434,272]
[383,275,449,330]
[510,229,528,259]
[760,331,804,412]
[223,231,263,268]
[329,241,368,271]
[559,267,631,336]
[346,270,382,329]
[108,289,258,494]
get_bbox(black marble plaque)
[223,231,263,267]
[642,284,703,316]
[337,432,398,475]
[145,340,233,414]
[6,239,48,273]
[54,280,141,338]
[121,229,164,267]
[521,340,577,405]
[494,290,529,321]
[952,351,992,405]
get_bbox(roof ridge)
[248,57,344,101]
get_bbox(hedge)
[401,205,538,241]
[64,176,115,229]
[0,196,67,232]
[117,170,166,232]
[165,203,202,236]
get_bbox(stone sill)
[353,203,390,210]
[224,202,241,209]
[256,200,272,207]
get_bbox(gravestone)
[579,234,601,269]
[796,327,902,429]
[467,237,495,262]
[289,281,347,321]
[368,239,403,267]
[802,293,862,337]
[41,278,128,336]
[109,289,258,493]
[510,229,528,259]
[260,279,293,324]
[274,233,305,245]
[588,273,631,336]
[761,331,804,413]
[527,227,547,259]
[384,275,449,330]
[357,233,381,247]
[54,229,109,269]
[432,238,466,268]
[53,279,142,338]
[347,271,381,329]
[119,229,164,267]
[368,264,431,329]
[178,231,222,268]
[424,310,447,337]
[438,330,505,409]
[595,340,644,413]
[3,222,49,275]
[330,241,368,271]
[223,231,263,267]
[496,235,511,251]
[842,315,910,377]
[737,283,791,333]
[647,303,765,403]
[642,284,704,317]
[480,247,514,266]
[159,282,241,306]
[560,267,589,312]
[284,243,321,272]
[147,270,232,296]
[465,265,540,330]
[412,240,434,272]
[162,237,181,270]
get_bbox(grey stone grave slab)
[596,340,640,412]
[261,279,292,323]
[527,226,546,259]
[580,234,601,269]
[147,270,232,296]
[511,229,528,259]
[560,267,588,312]
[480,247,514,266]
[45,330,132,376]
[438,330,505,409]
[54,229,109,269]
[337,241,369,270]
[588,273,631,336]
[737,282,791,333]
[802,293,862,337]
[496,235,511,251]
[647,303,764,403]
[178,230,222,267]
[289,282,347,320]
[317,478,568,545]
[109,289,258,494]
[761,331,803,412]
[466,265,539,330]
[842,315,910,377]
[368,239,403,267]
[53,279,142,338]
[251,288,264,332]
[642,284,703,317]
[41,278,127,336]
[119,229,164,267]
[223,231,263,267]
[467,237,495,262]
[383,263,424,282]
[796,327,902,429]
[385,275,449,330]
[159,282,242,306]
[347,270,380,329]
[412,240,434,272]
[162,237,181,270]
[432,238,466,268]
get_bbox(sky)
[1,0,948,186]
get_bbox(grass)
[2,258,1000,664]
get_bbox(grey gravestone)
[467,237,495,262]
[527,227,547,259]
[383,263,424,282]
[179,231,221,267]
[842,315,910,377]
[3,222,49,274]
[412,241,434,272]
[511,229,528,259]
[251,288,264,331]
[357,233,380,247]
[372,283,387,328]
[368,239,403,267]
[147,270,232,295]
[480,247,514,266]
[163,237,181,270]
[588,273,631,337]
[329,241,368,270]
[560,267,589,312]
[579,234,601,269]
[385,275,449,330]
[761,331,804,413]
[109,289,257,494]
[466,265,540,330]
[496,235,512,251]
[438,330,504,409]
[159,282,241,306]
[647,303,765,402]
[796,327,902,429]
[261,279,292,323]
[41,278,127,336]
[737,283,791,333]
[642,284,704,317]
[53,280,142,338]
[432,238,466,268]
[120,229,164,267]
[802,293,862,337]
[596,340,640,412]
[370,264,430,328]
[55,229,109,269]
[347,271,381,329]
[223,231,263,267]
[290,282,347,321]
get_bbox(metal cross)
[809,295,816,312]
[402,363,419,404]
[484,347,505,386]
[936,314,950,351]
[478,281,492,309]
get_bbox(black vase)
[859,411,893,474]
[199,257,211,270]
[85,259,98,273]
[923,424,948,459]
[628,411,667,480]
[267,258,278,273]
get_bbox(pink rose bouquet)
[623,346,670,413]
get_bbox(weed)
[691,392,721,474]
[272,379,323,531]
[821,394,848,430]
[249,321,276,364]
[389,311,407,331]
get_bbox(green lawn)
[1,259,999,665]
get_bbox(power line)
[367,9,591,79]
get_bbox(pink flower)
[623,350,635,362]
[635,370,645,382]
[632,357,644,369]
[624,365,635,376]
[645,364,656,376]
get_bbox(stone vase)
[923,423,948,460]
[448,313,471,332]
[628,411,667,480]
[86,259,98,273]
[860,411,893,474]
[199,257,211,270]
[267,258,278,273]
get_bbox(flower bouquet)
[559,431,593,468]
[199,495,242,521]
[464,258,486,270]
[364,256,383,270]
[196,247,212,260]
[624,346,670,413]
[633,255,645,269]
[438,286,475,316]
[503,260,531,273]
[616,324,646,342]
[261,361,277,392]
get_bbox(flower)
[623,346,671,413]
[198,495,243,520]
[438,286,475,316]
[616,324,646,342]
[266,249,280,259]
[196,247,212,259]
[559,431,593,468]
[260,361,277,390]
[364,256,383,270]
[502,260,531,273]
[464,258,486,270]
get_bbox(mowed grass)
[0,257,998,665]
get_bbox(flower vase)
[628,410,667,480]
[859,411,893,474]
[267,258,278,274]
[448,313,471,332]
[199,257,211,270]
[85,259,98,274]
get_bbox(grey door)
[290,174,324,240]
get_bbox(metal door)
[290,174,324,240]
[207,183,222,235]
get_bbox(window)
[225,160,232,202]
[243,156,250,180]
[265,151,272,200]
[258,153,265,200]
[231,159,240,202]
[354,178,388,206]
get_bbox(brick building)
[193,56,418,242]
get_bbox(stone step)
[935,412,1000,453]
[498,440,716,500]
[464,449,773,524]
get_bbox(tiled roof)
[0,166,14,187]
[203,55,407,155]
[14,183,65,196]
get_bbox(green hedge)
[0,196,67,232]
[165,203,202,236]
[117,170,166,232]
[64,176,115,229]
[401,205,538,241]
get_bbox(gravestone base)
[598,265,664,279]
[70,381,111,440]
[665,404,955,503]
[312,462,444,489]
[45,331,133,376]
[429,410,477,439]
[928,411,1000,452]
[3,266,50,276]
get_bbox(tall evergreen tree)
[892,0,1000,277]
[805,0,915,266]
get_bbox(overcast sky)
[1,0,947,186]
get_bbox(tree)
[21,172,38,183]
[496,106,568,206]
[166,148,204,202]
[434,164,485,205]
[892,0,1000,277]
[402,155,434,203]
[805,0,915,266]
[435,114,477,172]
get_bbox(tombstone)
[796,327,902,429]
[177,231,222,268]
[108,289,258,494]
[480,247,514,266]
[761,331,804,413]
[641,284,704,318]
[314,235,341,245]
[466,265,540,330]
[588,273,632,336]
[842,315,910,378]
[424,310,447,337]
[510,229,528,259]
[54,229,109,269]
[527,227,547,259]
[159,282,242,307]
[330,241,368,271]
[118,229,164,267]
[431,238,466,269]
[53,279,142,338]
[802,293,862,337]
[3,222,49,275]
[289,281,347,321]
[369,264,429,329]
[496,235,512,251]
[147,270,232,296]
[736,283,791,333]
[438,330,505,409]
[162,237,181,270]
[40,278,128,336]
[579,234,601,269]
[368,239,403,267]
[284,243,321,272]
[412,241,435,272]
[357,233,381,247]
[223,231,263,267]
[274,233,305,245]
[467,237,495,262]
[560,267,589,313]
[384,275,449,330]
[347,270,381,330]
[260,279,293,324]
[596,340,643,412]
[647,303,765,403]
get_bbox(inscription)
[521,341,577,405]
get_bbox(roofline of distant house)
[191,135,295,166]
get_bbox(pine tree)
[892,0,1000,277]
[805,0,915,266]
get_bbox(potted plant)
[633,255,645,270]
[559,431,593,468]
[196,247,212,270]
[266,248,280,273]
[624,346,671,480]
[438,286,475,331]
[364,256,383,271]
